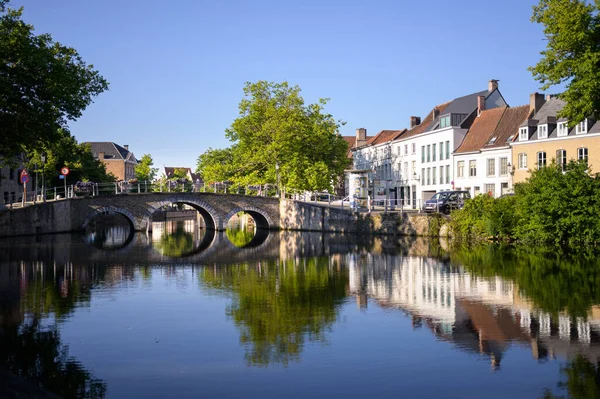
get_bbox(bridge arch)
[144,196,222,231]
[223,206,273,231]
[80,206,139,231]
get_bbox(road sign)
[61,167,70,176]
[20,175,29,184]
[59,175,65,179]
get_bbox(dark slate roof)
[518,98,600,141]
[87,142,137,162]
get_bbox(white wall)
[453,148,512,198]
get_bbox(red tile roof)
[342,135,371,158]
[455,107,506,154]
[484,105,531,149]
[365,129,406,146]
[400,102,452,140]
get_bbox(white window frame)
[518,153,527,169]
[557,121,568,137]
[578,147,588,162]
[499,157,508,176]
[556,149,567,171]
[469,160,477,177]
[457,161,465,178]
[537,124,548,139]
[576,120,588,135]
[486,158,496,177]
[411,143,416,154]
[404,144,408,155]
[537,151,546,169]
[519,127,529,141]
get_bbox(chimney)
[356,128,367,147]
[477,95,486,116]
[98,152,105,160]
[410,116,421,128]
[432,107,440,120]
[488,79,499,92]
[546,94,553,101]
[123,145,129,151]
[529,92,546,115]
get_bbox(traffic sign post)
[20,170,29,206]
[61,167,70,199]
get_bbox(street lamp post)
[33,163,38,204]
[41,154,46,202]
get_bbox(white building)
[453,104,531,198]
[351,80,508,209]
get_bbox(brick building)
[86,142,138,181]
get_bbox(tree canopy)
[135,154,158,182]
[0,3,108,159]
[530,0,600,124]
[197,81,350,192]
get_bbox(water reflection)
[1,234,600,397]
[199,257,348,366]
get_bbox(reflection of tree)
[451,245,600,318]
[200,258,348,366]
[0,319,106,399]
[541,356,600,399]
[154,227,194,257]
[226,227,255,247]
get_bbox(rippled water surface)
[1,220,599,398]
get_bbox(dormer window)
[576,120,588,134]
[488,136,497,145]
[519,127,529,141]
[557,121,568,137]
[537,124,548,139]
[439,115,451,129]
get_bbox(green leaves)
[200,81,349,193]
[135,154,158,182]
[530,0,600,124]
[0,5,108,158]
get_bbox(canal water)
[0,220,599,398]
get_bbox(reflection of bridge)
[348,254,600,367]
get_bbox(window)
[556,149,567,172]
[9,168,14,180]
[446,165,450,184]
[439,142,444,160]
[432,143,436,162]
[411,161,416,176]
[474,186,481,196]
[404,144,408,155]
[445,141,450,159]
[557,122,568,137]
[432,167,436,185]
[426,167,431,185]
[501,182,509,195]
[499,157,508,176]
[427,145,431,162]
[519,127,529,141]
[576,120,588,135]
[537,151,546,169]
[421,146,425,163]
[518,153,527,169]
[487,158,496,177]
[537,124,548,139]
[578,147,588,163]
[457,161,465,178]
[469,160,477,177]
[484,184,495,197]
[421,168,425,183]
[440,115,451,128]
[412,143,416,154]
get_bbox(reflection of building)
[348,254,600,367]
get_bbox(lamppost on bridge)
[41,153,46,202]
[275,162,280,198]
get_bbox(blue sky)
[14,0,553,171]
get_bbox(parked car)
[423,191,471,214]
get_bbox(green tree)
[196,147,236,185]
[0,3,108,159]
[216,81,349,192]
[530,0,600,124]
[135,154,158,182]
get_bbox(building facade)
[87,142,138,181]
[511,94,600,183]
[0,156,33,206]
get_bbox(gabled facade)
[87,142,138,181]
[351,80,508,208]
[453,105,531,198]
[511,94,600,183]
[163,166,202,184]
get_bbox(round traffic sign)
[21,175,29,184]
[61,167,70,176]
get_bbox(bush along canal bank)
[448,160,600,246]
